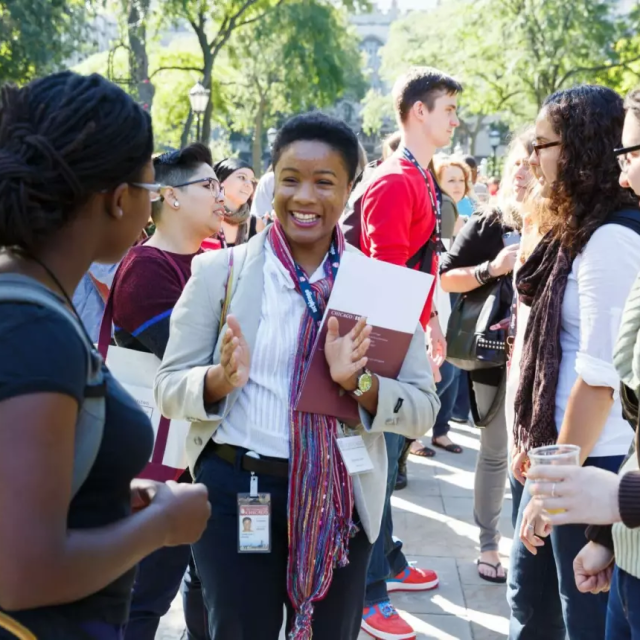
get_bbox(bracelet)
[474,261,494,286]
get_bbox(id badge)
[336,435,374,475]
[237,493,271,553]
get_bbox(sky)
[375,0,440,10]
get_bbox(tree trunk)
[469,115,486,156]
[252,99,266,177]
[181,109,194,148]
[127,0,155,111]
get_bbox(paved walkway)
[157,422,513,640]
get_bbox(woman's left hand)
[325,316,372,390]
[520,497,552,555]
[528,465,621,526]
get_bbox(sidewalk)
[157,422,513,640]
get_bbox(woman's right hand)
[148,481,211,546]
[489,244,520,277]
[220,314,251,389]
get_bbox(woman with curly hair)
[507,85,640,640]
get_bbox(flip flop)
[431,438,463,454]
[477,560,507,584]
[409,441,436,458]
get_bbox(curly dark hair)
[541,85,637,256]
[0,71,153,250]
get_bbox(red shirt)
[360,154,438,329]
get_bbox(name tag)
[336,435,374,475]
[237,493,271,553]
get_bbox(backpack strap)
[0,274,106,498]
[605,208,640,236]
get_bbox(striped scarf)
[268,220,355,639]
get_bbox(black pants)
[192,446,373,640]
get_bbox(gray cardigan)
[154,231,440,542]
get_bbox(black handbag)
[446,276,513,371]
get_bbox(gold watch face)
[358,371,373,394]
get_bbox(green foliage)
[360,89,394,136]
[220,0,366,170]
[0,0,94,83]
[378,0,640,130]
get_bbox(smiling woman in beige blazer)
[154,113,440,640]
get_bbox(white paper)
[336,435,374,475]
[328,252,434,334]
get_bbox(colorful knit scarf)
[268,220,355,639]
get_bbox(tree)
[0,0,94,83]
[222,0,366,173]
[374,0,640,151]
[159,0,369,145]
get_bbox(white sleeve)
[575,224,640,393]
[250,172,275,219]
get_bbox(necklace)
[10,248,95,345]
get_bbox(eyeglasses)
[532,140,561,156]
[172,177,224,198]
[128,182,163,202]
[614,143,640,171]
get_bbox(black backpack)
[339,159,439,273]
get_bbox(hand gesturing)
[220,315,250,389]
[324,316,372,390]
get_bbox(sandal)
[409,441,436,458]
[431,438,463,454]
[476,560,507,584]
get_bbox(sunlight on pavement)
[432,595,510,636]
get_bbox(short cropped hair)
[463,155,477,171]
[152,143,213,219]
[272,112,360,183]
[392,67,463,123]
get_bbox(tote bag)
[98,250,190,482]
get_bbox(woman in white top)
[507,85,640,640]
[154,112,440,640]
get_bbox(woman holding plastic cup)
[506,85,640,640]
[529,87,640,640]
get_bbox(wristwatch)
[353,369,373,397]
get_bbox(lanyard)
[401,147,444,252]
[292,241,340,325]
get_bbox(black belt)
[210,442,289,478]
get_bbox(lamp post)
[489,128,501,177]
[189,81,210,142]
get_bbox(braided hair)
[0,71,153,250]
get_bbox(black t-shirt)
[440,211,512,387]
[0,302,154,637]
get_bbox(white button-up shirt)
[213,241,326,458]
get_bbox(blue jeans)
[508,455,624,640]
[365,432,408,605]
[453,370,471,421]
[125,545,208,640]
[79,622,125,639]
[433,360,457,438]
[606,566,640,639]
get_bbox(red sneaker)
[362,602,416,640]
[386,566,439,592]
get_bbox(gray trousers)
[472,380,508,552]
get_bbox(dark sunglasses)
[614,144,640,171]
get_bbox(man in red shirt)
[360,67,462,640]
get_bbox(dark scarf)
[513,233,572,450]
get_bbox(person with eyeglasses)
[524,86,640,640]
[0,72,210,640]
[507,85,640,640]
[109,143,224,640]
[212,158,265,248]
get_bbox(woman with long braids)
[0,72,210,639]
[154,112,440,640]
[507,85,640,640]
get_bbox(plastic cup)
[528,444,580,513]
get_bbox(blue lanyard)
[292,241,340,325]
[401,147,443,251]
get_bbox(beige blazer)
[154,231,440,542]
